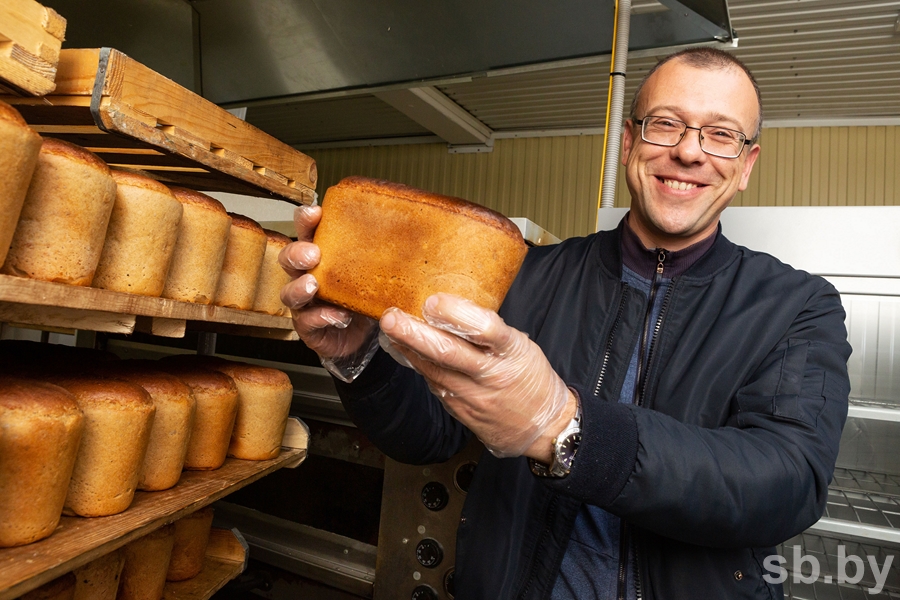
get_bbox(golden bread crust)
[310,177,528,319]
[0,377,81,416]
[169,187,227,213]
[227,212,265,234]
[0,100,29,127]
[39,137,111,175]
[216,362,292,388]
[263,228,292,247]
[52,377,154,411]
[111,169,174,196]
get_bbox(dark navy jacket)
[334,221,851,600]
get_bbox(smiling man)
[280,48,851,600]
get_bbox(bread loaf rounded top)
[263,229,292,248]
[105,368,194,401]
[39,137,111,175]
[334,176,524,241]
[215,362,292,388]
[51,377,154,411]
[169,187,228,214]
[0,376,81,417]
[227,212,265,235]
[155,364,238,396]
[0,100,29,127]
[111,169,174,197]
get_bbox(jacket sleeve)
[332,347,472,465]
[545,281,852,549]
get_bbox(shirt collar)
[620,212,718,279]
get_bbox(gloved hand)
[279,205,379,382]
[379,292,575,458]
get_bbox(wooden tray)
[0,0,65,95]
[2,47,317,204]
[0,447,306,599]
[0,274,299,341]
[163,528,248,600]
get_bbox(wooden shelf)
[2,47,317,204]
[0,0,65,95]
[0,274,299,341]
[0,447,306,600]
[163,528,248,600]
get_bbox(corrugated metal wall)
[307,125,900,240]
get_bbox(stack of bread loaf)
[0,101,294,315]
[22,505,218,600]
[0,341,295,553]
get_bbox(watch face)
[556,432,581,469]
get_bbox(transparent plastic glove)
[279,205,379,382]
[379,293,570,458]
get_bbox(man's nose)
[673,126,705,163]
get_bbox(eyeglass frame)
[632,116,755,159]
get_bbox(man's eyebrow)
[645,106,748,131]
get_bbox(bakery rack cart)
[0,10,314,597]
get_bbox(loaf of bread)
[310,177,528,319]
[166,506,215,581]
[117,524,175,600]
[252,229,293,316]
[100,366,196,491]
[155,364,238,470]
[214,361,293,460]
[1,139,117,286]
[0,378,84,548]
[19,572,76,600]
[161,188,232,304]
[0,101,43,268]
[72,548,124,600]
[52,377,155,517]
[92,170,183,296]
[213,213,267,310]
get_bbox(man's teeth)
[662,179,698,191]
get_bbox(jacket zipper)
[632,249,667,406]
[620,250,671,600]
[594,284,630,397]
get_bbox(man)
[280,48,851,599]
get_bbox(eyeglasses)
[633,116,753,159]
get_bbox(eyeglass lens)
[641,116,746,158]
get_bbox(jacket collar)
[597,212,736,280]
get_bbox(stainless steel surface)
[375,439,484,600]
[832,469,900,499]
[193,0,729,105]
[509,218,562,246]
[809,489,900,545]
[214,501,377,599]
[837,417,900,478]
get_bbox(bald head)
[631,48,763,141]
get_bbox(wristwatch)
[529,392,582,478]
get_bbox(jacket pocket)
[735,339,826,428]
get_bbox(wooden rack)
[2,47,317,205]
[0,445,306,599]
[0,274,299,341]
[0,0,65,96]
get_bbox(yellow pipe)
[597,0,621,213]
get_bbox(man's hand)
[379,293,576,459]
[279,205,377,365]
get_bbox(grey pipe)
[599,0,632,210]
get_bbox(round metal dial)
[454,461,477,494]
[421,481,449,511]
[415,538,444,568]
[411,584,439,600]
[444,568,456,599]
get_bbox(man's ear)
[621,119,635,165]
[738,144,761,192]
